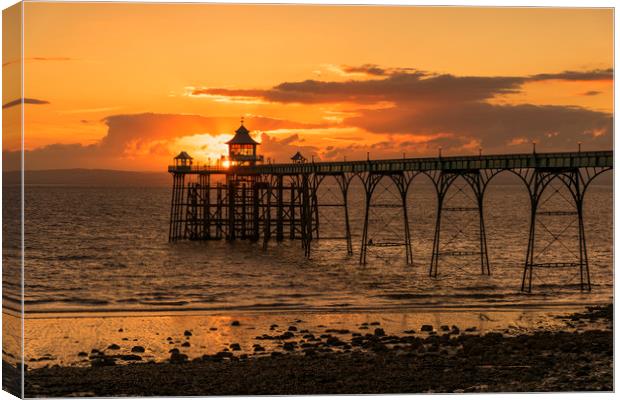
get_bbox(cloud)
[2,98,50,109]
[580,90,602,96]
[338,64,422,77]
[259,133,320,163]
[528,68,613,82]
[8,113,327,170]
[347,102,612,150]
[3,57,73,67]
[193,72,521,105]
[193,65,612,153]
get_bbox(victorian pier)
[168,123,613,292]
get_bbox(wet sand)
[19,304,613,396]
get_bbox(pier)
[168,123,612,292]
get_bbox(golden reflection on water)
[21,308,579,369]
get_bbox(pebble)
[230,343,241,351]
[91,357,116,367]
[131,346,145,353]
[169,352,188,364]
[288,326,298,331]
[421,325,434,332]
[184,330,192,337]
[119,354,142,361]
[374,328,386,337]
[231,321,241,326]
[181,342,190,347]
[107,344,120,350]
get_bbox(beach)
[17,304,612,396]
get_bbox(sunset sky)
[2,3,614,171]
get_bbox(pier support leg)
[227,181,236,241]
[519,168,595,293]
[276,175,284,241]
[336,174,353,256]
[429,170,491,277]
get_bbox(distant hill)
[2,167,611,187]
[3,169,170,187]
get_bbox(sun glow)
[175,133,232,165]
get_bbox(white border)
[0,1,616,400]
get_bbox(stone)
[169,352,188,364]
[231,321,241,326]
[288,326,298,331]
[181,342,190,347]
[282,342,296,351]
[421,325,433,332]
[90,357,116,367]
[279,331,295,340]
[131,346,145,353]
[230,343,241,351]
[374,328,386,337]
[441,325,450,331]
[184,330,192,336]
[119,354,142,361]
[169,348,180,354]
[107,344,120,350]
[77,352,88,357]
[370,322,380,326]
[215,351,234,358]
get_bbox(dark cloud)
[195,73,521,105]
[2,98,50,109]
[341,64,390,76]
[196,65,612,153]
[581,90,602,96]
[528,68,613,82]
[347,102,612,151]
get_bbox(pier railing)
[168,150,612,175]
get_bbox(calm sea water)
[10,176,613,315]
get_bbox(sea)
[5,176,613,315]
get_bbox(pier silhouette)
[168,123,612,292]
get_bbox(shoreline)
[16,304,613,396]
[10,298,613,318]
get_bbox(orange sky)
[2,3,614,171]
